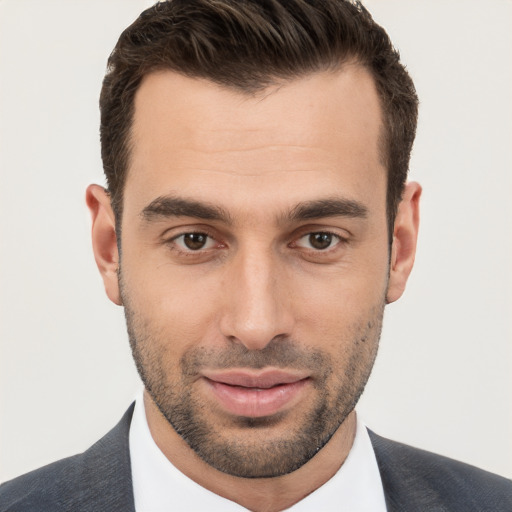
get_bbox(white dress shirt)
[129,391,387,511]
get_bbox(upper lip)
[202,369,309,389]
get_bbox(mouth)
[201,369,310,418]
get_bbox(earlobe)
[86,184,122,306]
[386,182,422,304]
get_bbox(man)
[1,0,511,510]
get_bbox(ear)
[86,184,122,306]
[386,182,422,304]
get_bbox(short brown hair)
[100,0,418,238]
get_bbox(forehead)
[125,66,385,219]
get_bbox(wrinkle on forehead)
[182,167,326,177]
[171,143,323,154]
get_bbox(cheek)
[294,259,389,330]
[289,265,387,374]
[317,301,384,393]
[121,257,222,349]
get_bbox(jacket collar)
[74,403,136,512]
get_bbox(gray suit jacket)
[1,404,511,511]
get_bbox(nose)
[219,247,294,351]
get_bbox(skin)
[87,65,420,511]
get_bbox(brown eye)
[176,233,213,251]
[183,233,208,250]
[308,232,334,250]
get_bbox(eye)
[295,232,342,251]
[173,232,216,251]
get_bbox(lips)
[201,369,310,418]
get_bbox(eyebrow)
[140,195,368,224]
[141,196,233,224]
[288,198,368,221]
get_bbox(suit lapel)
[369,429,443,512]
[69,403,136,512]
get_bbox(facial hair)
[122,289,384,479]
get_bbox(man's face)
[119,67,390,477]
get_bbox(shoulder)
[0,404,135,512]
[0,453,87,512]
[368,430,512,512]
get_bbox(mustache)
[180,336,330,374]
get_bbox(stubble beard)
[122,292,384,479]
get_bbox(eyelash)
[166,230,222,255]
[164,229,348,258]
[292,231,348,252]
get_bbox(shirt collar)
[129,390,386,511]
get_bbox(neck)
[144,390,357,512]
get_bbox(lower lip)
[204,378,309,418]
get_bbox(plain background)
[1,0,511,483]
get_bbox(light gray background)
[1,0,511,483]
